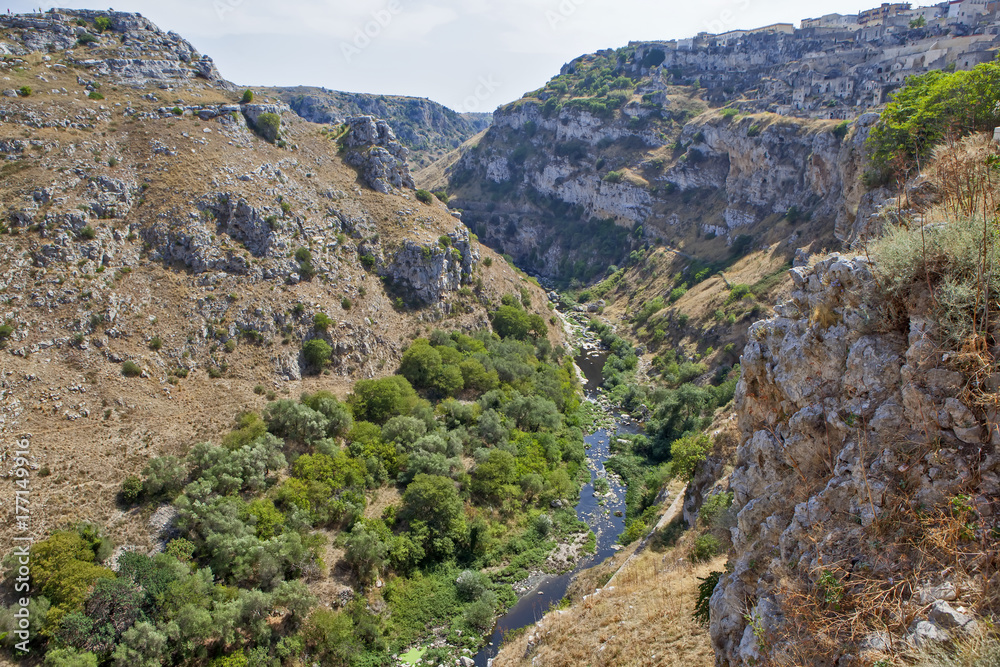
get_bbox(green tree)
[31,532,114,627]
[401,474,466,557]
[254,112,281,143]
[399,339,442,389]
[491,305,532,340]
[470,450,517,503]
[670,432,711,481]
[344,523,388,584]
[302,339,332,371]
[349,376,419,424]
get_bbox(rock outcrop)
[383,227,478,304]
[342,116,416,194]
[0,9,232,90]
[709,255,998,665]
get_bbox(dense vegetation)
[867,58,1000,183]
[585,319,738,544]
[1,319,595,666]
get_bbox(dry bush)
[770,468,999,665]
[928,133,1000,220]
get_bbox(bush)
[79,225,97,240]
[171,106,183,115]
[670,432,710,481]
[603,170,625,184]
[76,33,98,45]
[415,189,434,204]
[88,91,104,100]
[455,570,489,601]
[313,312,332,330]
[871,217,1000,347]
[341,297,352,310]
[693,570,722,625]
[692,533,721,562]
[93,16,111,32]
[44,648,98,667]
[120,476,143,503]
[302,339,333,371]
[18,85,31,97]
[254,112,281,143]
[121,361,142,377]
[241,89,253,104]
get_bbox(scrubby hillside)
[0,9,564,648]
[267,86,492,171]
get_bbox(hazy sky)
[10,0,910,111]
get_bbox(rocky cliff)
[268,86,491,170]
[445,87,873,283]
[708,253,998,664]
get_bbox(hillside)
[266,86,492,172]
[0,7,558,583]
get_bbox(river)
[473,347,633,666]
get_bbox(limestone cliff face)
[447,97,873,280]
[671,113,876,234]
[383,226,479,305]
[709,255,998,665]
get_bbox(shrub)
[93,16,111,32]
[241,89,253,104]
[18,85,31,97]
[455,570,489,601]
[120,476,143,503]
[341,297,352,310]
[303,339,332,370]
[313,312,332,331]
[603,170,625,184]
[148,336,162,351]
[79,225,97,240]
[433,189,449,203]
[44,648,98,667]
[121,361,142,377]
[254,112,281,143]
[693,571,722,625]
[746,124,762,137]
[415,189,434,204]
[871,217,1000,347]
[691,533,721,562]
[670,432,710,481]
[76,33,98,45]
[142,456,186,498]
[171,106,183,115]
[88,91,104,100]
[832,120,850,139]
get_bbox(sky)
[8,0,912,112]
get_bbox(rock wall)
[709,254,998,665]
[342,116,416,194]
[382,226,478,304]
[0,10,232,89]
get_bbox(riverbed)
[473,346,634,666]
